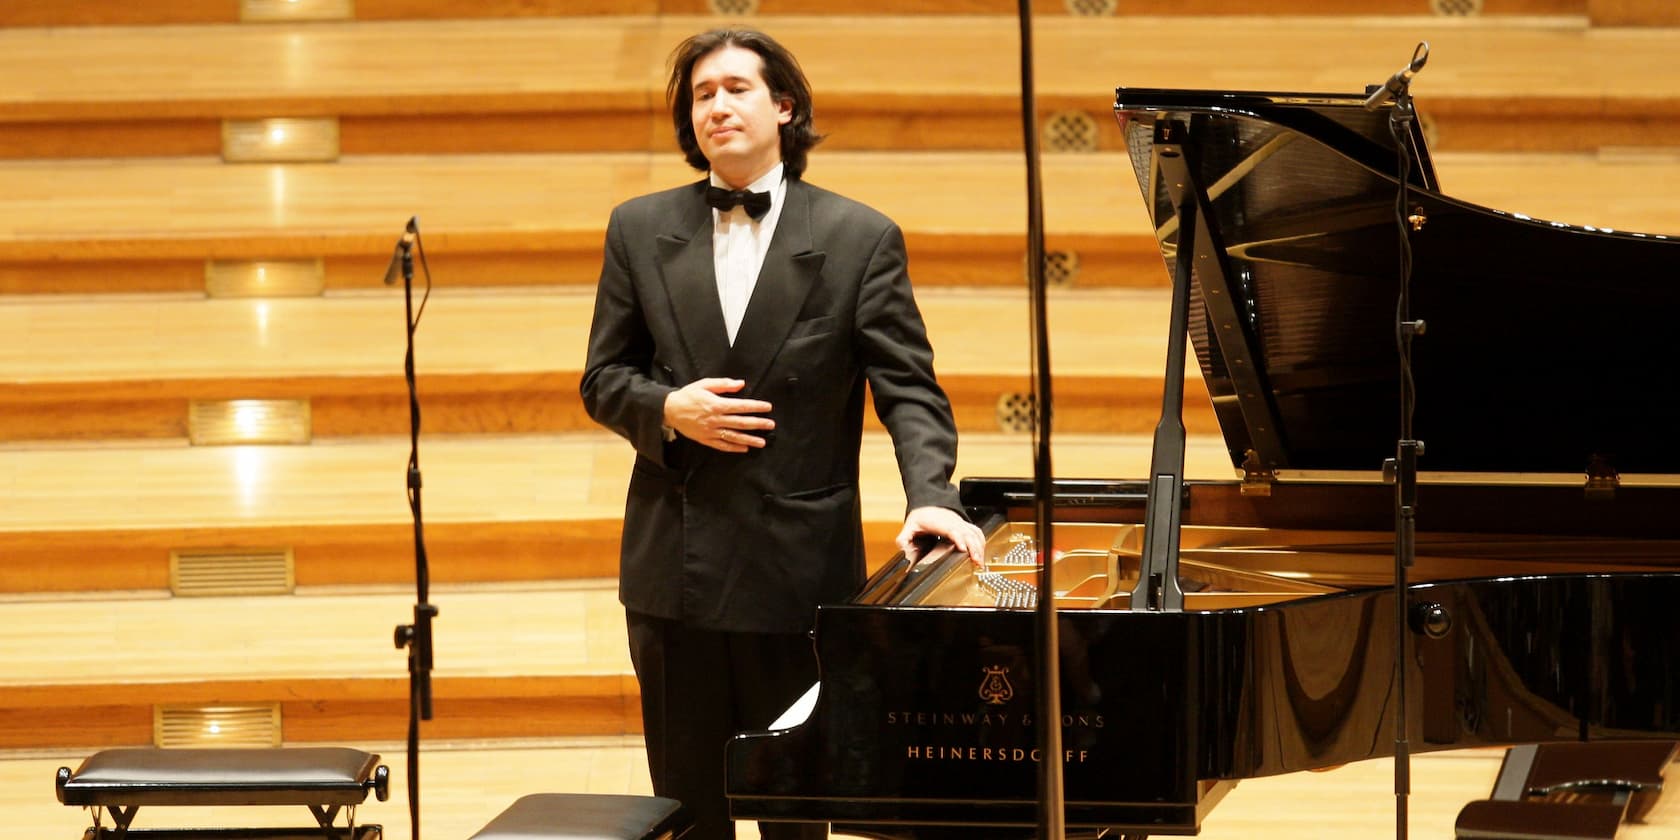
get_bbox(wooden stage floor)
[9,740,1679,838]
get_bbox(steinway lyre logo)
[978,665,1014,705]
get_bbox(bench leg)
[95,804,139,840]
[308,802,358,840]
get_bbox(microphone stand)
[385,216,438,840]
[1368,42,1428,840]
[1015,2,1067,838]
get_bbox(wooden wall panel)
[0,120,219,160]
[0,260,207,295]
[0,678,641,749]
[0,521,627,594]
[0,0,1593,26]
[339,112,658,155]
[1588,0,1680,25]
[0,705,152,750]
[357,0,659,18]
[0,1,238,26]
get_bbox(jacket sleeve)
[579,206,679,467]
[854,220,965,515]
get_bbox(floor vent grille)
[155,703,282,748]
[188,399,312,446]
[240,0,353,22]
[170,548,296,597]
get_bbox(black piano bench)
[467,793,690,840]
[55,747,389,840]
[1455,741,1679,840]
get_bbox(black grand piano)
[727,88,1680,838]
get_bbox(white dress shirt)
[710,163,787,345]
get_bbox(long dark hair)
[666,28,824,180]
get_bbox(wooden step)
[0,0,1599,28]
[3,16,1680,158]
[2,150,1678,295]
[0,585,640,749]
[0,432,1238,595]
[0,288,1212,442]
[0,151,1158,293]
[0,434,635,593]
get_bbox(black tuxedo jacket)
[581,177,963,633]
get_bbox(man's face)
[690,45,793,188]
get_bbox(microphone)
[1363,41,1430,111]
[381,217,420,285]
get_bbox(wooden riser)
[0,373,1215,443]
[0,433,1238,594]
[0,287,1217,444]
[0,520,921,595]
[7,17,1680,160]
[3,151,1680,295]
[0,586,642,749]
[0,433,1231,536]
[0,677,641,750]
[0,521,624,594]
[0,1,1600,28]
[0,151,1161,291]
[0,243,1171,295]
[18,101,1680,160]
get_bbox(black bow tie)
[706,185,772,220]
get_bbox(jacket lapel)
[655,181,730,378]
[726,180,826,386]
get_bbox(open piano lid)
[1114,88,1680,482]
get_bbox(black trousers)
[626,610,828,840]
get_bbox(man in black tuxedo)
[581,27,984,840]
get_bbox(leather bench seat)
[468,794,689,840]
[1454,742,1679,840]
[56,748,387,839]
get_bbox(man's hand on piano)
[897,506,986,565]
